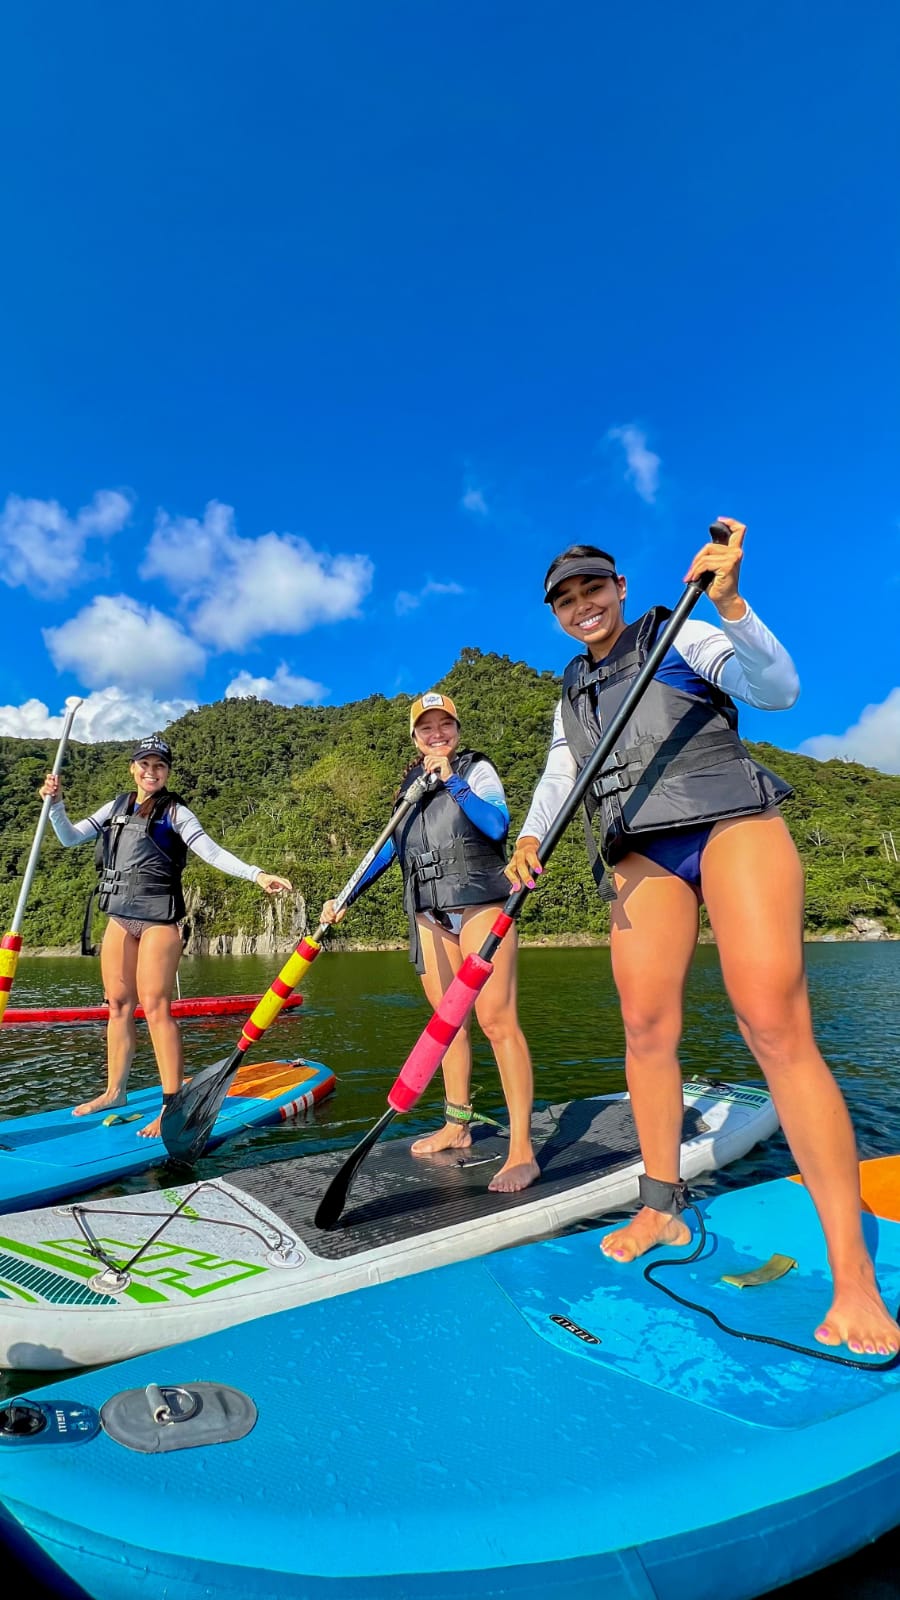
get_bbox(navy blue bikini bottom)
[629,825,715,889]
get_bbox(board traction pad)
[232,1097,710,1261]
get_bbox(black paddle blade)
[314,1108,397,1230]
[160,1051,240,1164]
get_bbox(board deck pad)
[487,1179,900,1430]
[232,1096,710,1260]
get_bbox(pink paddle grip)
[388,953,494,1112]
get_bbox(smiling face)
[412,708,460,759]
[129,756,170,800]
[550,571,628,659]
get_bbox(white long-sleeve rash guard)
[519,601,800,844]
[48,798,262,882]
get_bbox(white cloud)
[141,500,373,650]
[606,424,661,504]
[225,664,327,705]
[44,595,206,693]
[0,490,132,596]
[395,580,465,616]
[798,688,900,774]
[461,487,488,516]
[0,688,197,743]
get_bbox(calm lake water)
[2,942,899,1598]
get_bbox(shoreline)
[22,928,899,958]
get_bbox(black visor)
[131,734,172,764]
[543,557,617,603]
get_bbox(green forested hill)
[1,647,897,949]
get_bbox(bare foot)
[601,1206,691,1262]
[411,1121,472,1157]
[488,1157,540,1194]
[137,1115,162,1140]
[72,1089,128,1118]
[815,1270,900,1357]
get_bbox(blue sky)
[1,2,898,768]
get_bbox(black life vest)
[394,751,510,970]
[560,606,793,876]
[95,792,188,925]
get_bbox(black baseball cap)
[543,555,618,604]
[131,734,173,764]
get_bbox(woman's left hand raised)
[256,872,293,895]
[422,753,453,782]
[684,517,747,619]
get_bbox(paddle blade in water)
[160,1054,238,1164]
[314,1109,397,1230]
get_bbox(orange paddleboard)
[790,1154,900,1222]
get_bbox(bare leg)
[133,924,185,1138]
[703,811,899,1355]
[461,907,538,1193]
[410,915,475,1156]
[600,855,699,1260]
[74,920,139,1115]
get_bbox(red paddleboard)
[1,994,304,1026]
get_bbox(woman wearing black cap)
[505,519,900,1358]
[39,733,292,1135]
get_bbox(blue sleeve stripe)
[703,645,735,682]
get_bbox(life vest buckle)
[410,849,444,883]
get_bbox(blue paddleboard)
[0,1058,335,1212]
[1,1175,898,1600]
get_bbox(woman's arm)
[671,609,800,709]
[678,516,800,709]
[445,761,510,841]
[171,806,290,891]
[517,705,578,843]
[47,797,116,847]
[320,839,397,924]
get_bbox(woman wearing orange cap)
[321,692,538,1193]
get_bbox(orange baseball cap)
[409,691,460,735]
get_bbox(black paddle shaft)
[313,524,732,1228]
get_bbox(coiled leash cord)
[638,1178,900,1374]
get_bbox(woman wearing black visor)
[506,519,899,1358]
